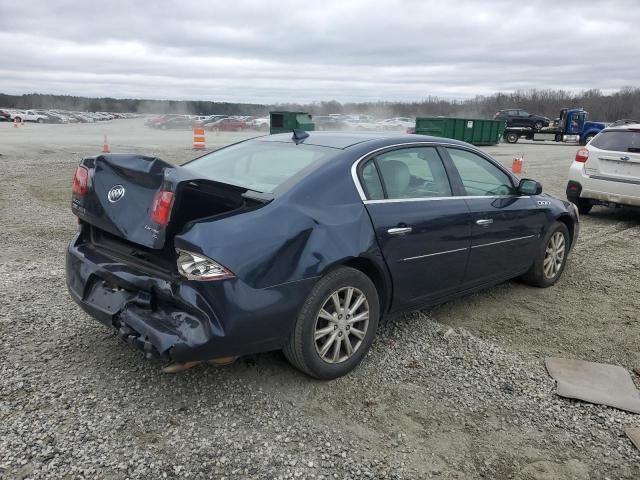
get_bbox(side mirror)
[518,178,542,195]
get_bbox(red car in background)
[205,117,248,132]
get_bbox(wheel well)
[556,214,574,245]
[343,257,391,314]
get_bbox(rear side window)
[447,148,515,196]
[361,161,384,200]
[361,147,452,199]
[590,131,640,152]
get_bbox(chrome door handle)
[387,227,412,235]
[476,219,493,225]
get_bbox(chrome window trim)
[400,247,468,262]
[350,141,518,202]
[364,195,529,204]
[471,235,536,249]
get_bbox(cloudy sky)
[0,0,638,103]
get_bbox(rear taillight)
[176,249,235,281]
[150,190,174,225]
[575,148,589,163]
[72,165,89,195]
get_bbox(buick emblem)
[107,185,126,203]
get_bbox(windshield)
[183,140,335,193]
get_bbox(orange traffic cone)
[12,118,18,128]
[511,156,523,174]
[102,135,110,153]
[193,127,206,150]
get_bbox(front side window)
[447,148,515,196]
[361,147,452,199]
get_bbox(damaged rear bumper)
[66,233,316,362]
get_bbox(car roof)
[604,123,640,131]
[258,131,472,150]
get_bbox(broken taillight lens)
[72,165,89,195]
[150,190,174,225]
[176,250,235,281]
[575,148,589,163]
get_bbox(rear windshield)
[590,130,640,152]
[183,140,335,193]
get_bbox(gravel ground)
[1,119,639,479]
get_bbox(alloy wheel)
[313,287,369,364]
[543,231,566,279]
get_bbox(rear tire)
[521,221,570,288]
[283,267,379,379]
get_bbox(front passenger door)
[444,147,544,287]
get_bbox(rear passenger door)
[359,146,472,307]
[443,147,543,287]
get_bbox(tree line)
[1,87,639,122]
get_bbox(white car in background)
[566,123,640,213]
[379,117,415,129]
[8,109,48,123]
[249,116,269,130]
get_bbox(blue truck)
[503,108,605,145]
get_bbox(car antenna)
[292,129,309,144]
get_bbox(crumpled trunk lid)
[71,154,263,250]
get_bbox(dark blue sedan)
[66,132,579,378]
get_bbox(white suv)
[566,124,640,213]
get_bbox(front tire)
[533,121,544,131]
[283,267,380,379]
[521,221,570,288]
[580,134,595,146]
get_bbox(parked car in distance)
[8,109,48,123]
[32,110,66,123]
[567,123,640,213]
[0,109,11,121]
[145,114,179,127]
[248,117,270,130]
[66,132,579,379]
[379,117,415,130]
[204,117,248,131]
[494,109,550,130]
[343,117,380,131]
[149,115,193,129]
[314,115,347,130]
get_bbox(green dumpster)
[269,111,315,134]
[414,117,506,146]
